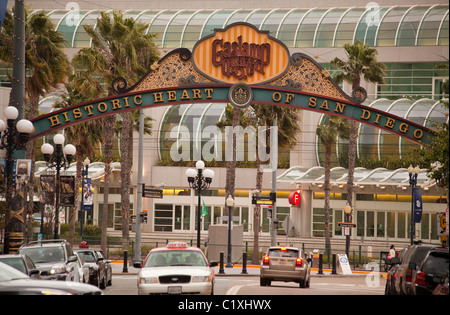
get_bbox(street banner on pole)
[413,187,423,223]
[0,0,7,28]
[83,177,93,211]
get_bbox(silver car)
[260,246,311,288]
[135,242,218,295]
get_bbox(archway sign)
[31,23,435,145]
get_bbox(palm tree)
[72,11,159,251]
[0,9,69,238]
[54,84,103,245]
[331,40,386,209]
[316,116,350,252]
[217,104,301,264]
[245,105,301,263]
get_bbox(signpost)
[142,184,163,199]
[337,254,352,275]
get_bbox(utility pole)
[9,0,25,121]
[135,109,144,264]
[270,119,278,247]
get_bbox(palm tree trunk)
[120,111,132,250]
[101,114,115,254]
[225,108,240,201]
[252,154,264,264]
[324,143,332,250]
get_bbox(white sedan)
[135,242,218,295]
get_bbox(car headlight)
[191,276,212,283]
[50,265,66,274]
[139,277,158,284]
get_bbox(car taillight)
[263,256,270,265]
[296,258,303,267]
[416,271,427,286]
[405,268,412,282]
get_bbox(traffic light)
[140,211,148,224]
[267,206,273,219]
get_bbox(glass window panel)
[175,205,182,230]
[183,206,190,230]
[148,11,177,47]
[335,209,343,236]
[376,7,408,46]
[245,10,271,28]
[421,213,429,240]
[334,8,365,47]
[387,212,395,238]
[364,8,389,46]
[136,11,159,34]
[278,10,307,47]
[73,11,102,48]
[438,12,449,45]
[261,10,289,38]
[164,11,193,48]
[357,211,365,237]
[377,212,385,237]
[57,11,88,47]
[201,10,234,38]
[296,9,327,48]
[353,8,377,43]
[159,105,189,160]
[367,211,375,237]
[397,212,406,238]
[397,7,428,46]
[182,11,213,48]
[225,10,252,26]
[315,9,346,47]
[417,7,448,45]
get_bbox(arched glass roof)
[40,5,448,49]
[317,98,448,166]
[278,165,433,187]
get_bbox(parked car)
[260,246,311,288]
[414,248,449,295]
[0,262,102,295]
[18,240,80,282]
[385,256,401,295]
[96,250,112,286]
[135,242,218,295]
[386,244,436,295]
[74,252,90,284]
[74,249,107,289]
[0,254,40,279]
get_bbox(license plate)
[168,286,182,294]
[277,260,287,265]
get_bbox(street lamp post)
[0,106,34,253]
[408,165,420,245]
[185,161,214,248]
[344,203,352,258]
[226,195,234,268]
[80,157,90,240]
[41,134,76,239]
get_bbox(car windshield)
[268,248,299,258]
[0,258,26,274]
[0,262,29,282]
[77,251,97,263]
[144,250,207,267]
[20,246,65,264]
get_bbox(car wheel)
[260,278,271,286]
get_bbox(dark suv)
[18,240,79,282]
[414,248,449,295]
[387,244,436,295]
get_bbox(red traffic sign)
[288,191,301,206]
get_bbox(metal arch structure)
[30,23,437,146]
